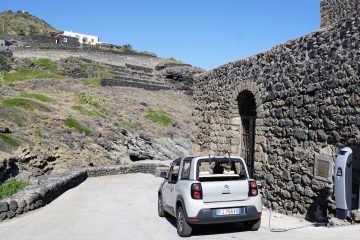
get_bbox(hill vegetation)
[0,10,59,37]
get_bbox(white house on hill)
[63,31,100,45]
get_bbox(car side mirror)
[256,181,262,189]
[160,172,168,179]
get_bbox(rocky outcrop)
[155,61,205,94]
[0,159,17,183]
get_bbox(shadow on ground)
[165,214,249,236]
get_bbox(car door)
[163,162,180,214]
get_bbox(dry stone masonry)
[321,0,360,28]
[192,3,360,220]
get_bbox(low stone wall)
[0,163,166,222]
[101,79,172,91]
[86,163,164,177]
[5,35,156,58]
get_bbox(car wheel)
[245,218,261,231]
[158,194,165,217]
[176,206,192,237]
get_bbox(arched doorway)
[237,90,256,177]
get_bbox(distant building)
[54,34,80,47]
[17,10,29,14]
[0,39,10,50]
[63,31,100,45]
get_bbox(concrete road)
[0,173,359,240]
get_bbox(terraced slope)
[0,54,202,179]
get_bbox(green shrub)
[34,129,42,137]
[0,55,10,66]
[0,179,28,200]
[64,117,92,135]
[2,98,51,112]
[20,93,54,103]
[81,78,102,88]
[139,51,157,57]
[38,45,50,50]
[2,69,63,83]
[168,57,182,64]
[65,58,114,80]
[77,93,101,108]
[0,133,21,152]
[114,120,144,130]
[144,110,172,127]
[72,105,105,118]
[36,58,57,71]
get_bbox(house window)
[63,38,68,43]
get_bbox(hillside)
[0,52,203,180]
[0,10,59,37]
[0,10,205,181]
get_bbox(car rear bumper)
[187,205,261,225]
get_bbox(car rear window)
[196,158,248,181]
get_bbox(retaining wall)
[192,11,360,220]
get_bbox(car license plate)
[215,207,245,216]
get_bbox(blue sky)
[1,0,320,70]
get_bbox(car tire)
[176,206,192,237]
[245,218,261,231]
[158,194,165,217]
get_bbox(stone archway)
[227,80,261,178]
[237,90,257,177]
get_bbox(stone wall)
[321,0,360,28]
[0,163,166,222]
[5,35,157,58]
[6,35,80,49]
[13,49,162,68]
[192,11,360,220]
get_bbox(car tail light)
[191,183,202,199]
[248,180,258,197]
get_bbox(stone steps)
[125,63,154,74]
[101,78,173,91]
[112,67,154,78]
[102,77,169,87]
[101,62,174,91]
[105,64,155,78]
[112,72,154,82]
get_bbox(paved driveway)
[0,173,359,240]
